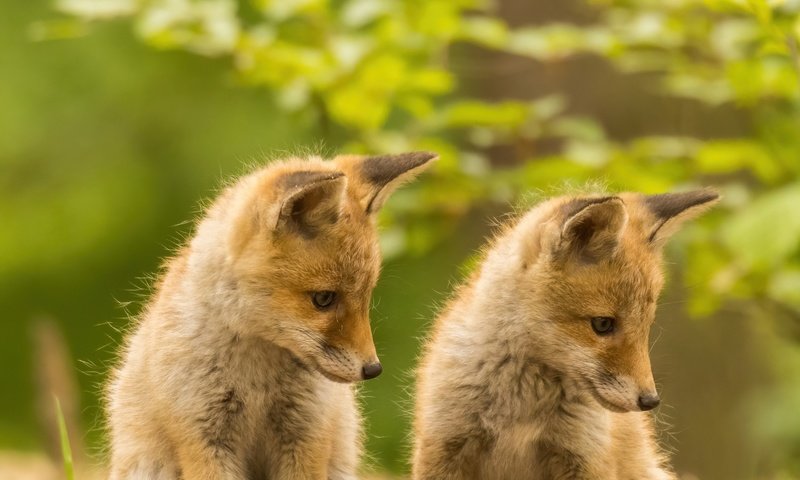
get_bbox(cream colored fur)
[413,190,718,480]
[107,152,435,480]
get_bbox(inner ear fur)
[275,170,347,236]
[227,170,346,260]
[557,196,628,264]
[336,151,437,214]
[644,188,719,247]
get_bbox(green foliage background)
[2,0,800,478]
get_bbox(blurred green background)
[2,0,800,478]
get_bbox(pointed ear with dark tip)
[644,189,719,247]
[556,197,628,264]
[275,171,347,236]
[338,151,438,214]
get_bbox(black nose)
[637,393,661,411]
[362,362,383,380]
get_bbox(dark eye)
[311,291,337,310]
[591,316,615,335]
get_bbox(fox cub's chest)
[200,338,336,445]
[481,362,613,478]
[488,415,613,480]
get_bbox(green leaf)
[768,267,800,308]
[506,24,591,59]
[443,100,528,128]
[56,0,135,18]
[549,116,606,142]
[726,57,799,103]
[254,0,326,20]
[405,68,454,94]
[696,140,781,183]
[746,0,773,25]
[516,156,595,187]
[710,19,760,60]
[685,245,730,317]
[326,54,408,130]
[28,19,91,41]
[457,16,509,48]
[721,183,800,269]
[135,0,240,56]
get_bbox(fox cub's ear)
[336,151,438,214]
[644,189,719,247]
[275,170,347,235]
[556,196,628,264]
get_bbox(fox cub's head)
[217,152,435,383]
[504,190,718,412]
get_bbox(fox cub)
[413,190,718,479]
[107,152,435,480]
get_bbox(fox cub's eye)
[591,316,615,335]
[311,291,337,310]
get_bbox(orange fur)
[413,189,718,479]
[107,152,436,479]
